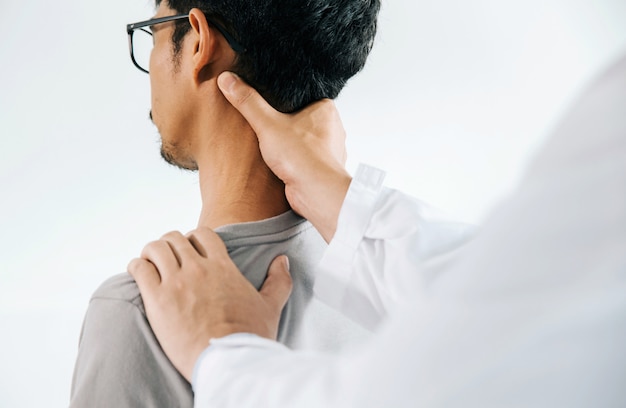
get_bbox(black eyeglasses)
[126,14,246,74]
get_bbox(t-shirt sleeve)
[70,285,193,408]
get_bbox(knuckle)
[161,230,183,240]
[127,257,141,272]
[236,87,254,106]
[198,229,227,251]
[194,226,214,236]
[140,240,160,256]
[172,278,186,293]
[190,229,210,246]
[191,227,214,241]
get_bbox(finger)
[161,230,201,263]
[141,240,180,278]
[187,227,228,260]
[217,72,279,139]
[186,232,207,257]
[127,257,161,293]
[259,255,293,312]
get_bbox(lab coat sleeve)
[314,164,475,329]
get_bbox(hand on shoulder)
[128,227,292,381]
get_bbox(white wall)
[1,0,625,405]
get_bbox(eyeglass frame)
[127,14,246,74]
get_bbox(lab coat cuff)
[192,333,287,392]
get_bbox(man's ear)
[188,8,218,82]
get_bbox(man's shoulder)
[72,273,192,407]
[90,272,144,312]
[216,210,321,248]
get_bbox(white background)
[1,0,625,405]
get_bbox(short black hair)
[156,0,380,113]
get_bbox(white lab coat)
[192,53,626,407]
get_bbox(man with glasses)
[70,0,466,407]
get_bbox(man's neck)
[195,128,289,229]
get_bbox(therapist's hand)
[217,72,352,242]
[127,228,292,382]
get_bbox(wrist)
[286,166,351,242]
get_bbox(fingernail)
[218,72,238,94]
[283,256,290,272]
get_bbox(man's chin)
[160,147,198,171]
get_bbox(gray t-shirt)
[70,211,369,407]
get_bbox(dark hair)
[156,0,380,113]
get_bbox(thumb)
[217,72,278,138]
[259,255,293,312]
